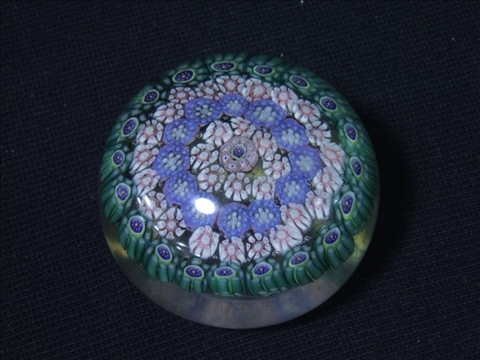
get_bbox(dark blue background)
[1,1,479,358]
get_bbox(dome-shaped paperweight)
[100,53,379,328]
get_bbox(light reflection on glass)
[194,197,216,215]
[142,195,153,208]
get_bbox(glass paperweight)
[99,53,379,328]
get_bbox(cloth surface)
[1,1,479,359]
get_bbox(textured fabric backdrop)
[1,1,479,359]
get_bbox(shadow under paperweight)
[99,53,379,329]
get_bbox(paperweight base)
[102,197,378,329]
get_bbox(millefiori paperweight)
[100,53,379,328]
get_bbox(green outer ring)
[100,53,379,297]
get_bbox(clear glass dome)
[99,53,379,328]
